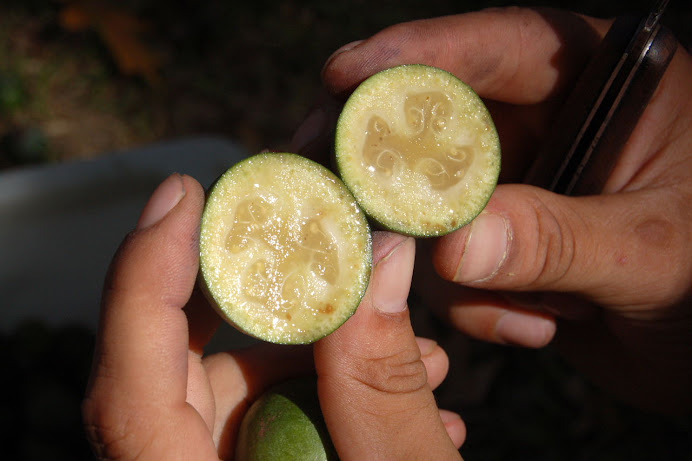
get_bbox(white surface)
[0,137,248,332]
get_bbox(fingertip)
[434,211,511,284]
[322,39,365,77]
[415,336,438,356]
[135,173,205,233]
[439,294,557,348]
[439,410,466,449]
[179,174,206,211]
[371,232,416,314]
[137,173,186,230]
[433,225,470,280]
[495,310,556,348]
[371,231,411,264]
[416,337,450,390]
[180,173,204,194]
[321,39,372,96]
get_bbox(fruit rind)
[236,378,338,461]
[199,152,371,345]
[335,64,501,237]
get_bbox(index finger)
[322,7,610,104]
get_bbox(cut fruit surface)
[199,153,371,345]
[335,64,501,237]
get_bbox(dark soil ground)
[1,1,691,460]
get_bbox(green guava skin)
[236,378,338,461]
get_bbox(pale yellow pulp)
[362,91,475,191]
[337,65,500,236]
[200,154,370,344]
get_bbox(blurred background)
[1,0,690,460]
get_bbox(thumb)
[433,183,687,311]
[314,232,463,461]
[83,174,220,461]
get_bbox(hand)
[294,7,692,412]
[82,174,465,460]
[316,231,464,459]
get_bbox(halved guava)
[199,153,371,345]
[335,64,501,237]
[236,378,337,461]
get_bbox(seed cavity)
[362,91,475,190]
[226,197,273,253]
[226,197,340,316]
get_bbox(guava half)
[199,152,372,345]
[335,64,501,237]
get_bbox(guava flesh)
[199,153,372,344]
[335,64,501,237]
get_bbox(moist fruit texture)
[199,152,371,345]
[236,378,338,461]
[335,64,501,237]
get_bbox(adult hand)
[316,231,464,459]
[82,173,464,461]
[295,7,692,412]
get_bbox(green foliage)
[0,70,27,115]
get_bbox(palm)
[488,44,692,410]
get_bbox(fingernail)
[415,337,438,357]
[454,212,509,283]
[495,311,555,348]
[136,173,185,230]
[439,409,463,425]
[372,236,415,314]
[322,39,365,72]
[439,409,466,448]
[290,107,325,153]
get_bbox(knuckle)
[82,391,149,461]
[351,346,428,396]
[526,195,580,289]
[82,396,127,460]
